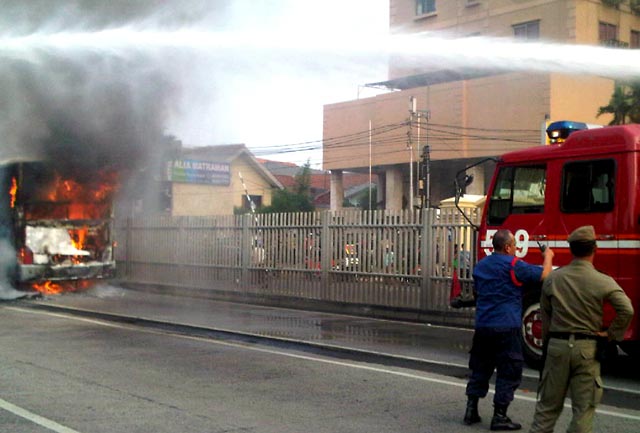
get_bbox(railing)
[115,207,480,324]
[601,38,629,48]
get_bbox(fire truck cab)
[472,124,640,365]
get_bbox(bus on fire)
[0,161,117,295]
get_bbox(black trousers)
[465,327,524,406]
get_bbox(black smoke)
[0,1,223,213]
[0,0,294,176]
[1,54,171,172]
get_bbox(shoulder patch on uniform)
[510,256,523,287]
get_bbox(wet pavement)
[26,284,474,366]
[17,284,640,396]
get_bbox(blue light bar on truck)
[546,120,602,144]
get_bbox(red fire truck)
[456,123,640,365]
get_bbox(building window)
[513,20,540,40]
[416,0,436,15]
[632,30,640,49]
[599,22,618,45]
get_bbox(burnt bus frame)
[1,162,116,287]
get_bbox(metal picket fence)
[115,207,480,322]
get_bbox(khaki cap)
[568,225,596,243]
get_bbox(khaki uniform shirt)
[541,259,634,341]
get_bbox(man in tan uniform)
[529,225,634,433]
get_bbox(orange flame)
[31,280,95,295]
[69,227,89,263]
[9,177,17,208]
[70,226,88,250]
[27,170,120,220]
[32,281,65,295]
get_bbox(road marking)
[218,345,640,421]
[7,306,640,422]
[23,304,637,394]
[0,397,82,433]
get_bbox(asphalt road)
[0,302,639,433]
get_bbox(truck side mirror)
[454,174,474,205]
[464,174,474,187]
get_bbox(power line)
[245,120,544,169]
[249,120,539,156]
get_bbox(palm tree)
[597,83,632,125]
[628,82,640,124]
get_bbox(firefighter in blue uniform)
[464,229,554,431]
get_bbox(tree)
[629,82,640,123]
[351,186,378,210]
[597,81,640,125]
[259,161,315,213]
[293,160,312,196]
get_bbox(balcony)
[601,38,630,48]
[601,0,623,9]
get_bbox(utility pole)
[369,119,372,211]
[418,110,431,209]
[408,97,417,210]
[410,98,433,210]
[421,144,431,209]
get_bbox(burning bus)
[1,160,118,293]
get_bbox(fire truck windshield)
[487,165,546,225]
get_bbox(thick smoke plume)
[0,53,172,172]
[0,0,390,164]
[0,0,260,171]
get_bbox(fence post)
[320,210,330,297]
[420,208,434,310]
[241,213,251,284]
[176,217,185,282]
[124,216,132,280]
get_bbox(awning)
[366,68,511,90]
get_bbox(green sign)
[167,160,230,185]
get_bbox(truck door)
[558,158,618,279]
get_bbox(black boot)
[463,396,481,425]
[490,404,521,431]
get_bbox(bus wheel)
[521,295,544,369]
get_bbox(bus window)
[487,165,546,225]
[562,159,615,213]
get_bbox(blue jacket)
[473,253,542,328]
